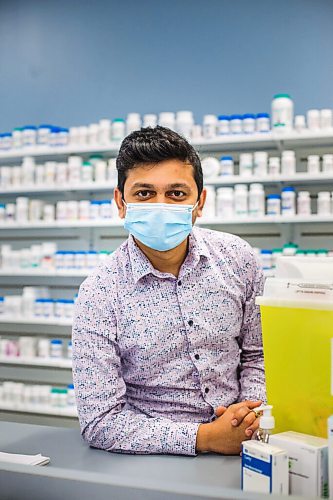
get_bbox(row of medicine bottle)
[0,156,117,189]
[0,336,72,360]
[0,381,76,409]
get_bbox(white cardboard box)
[241,440,288,495]
[270,431,329,498]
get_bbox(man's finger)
[231,406,256,426]
[245,418,260,437]
[214,406,227,417]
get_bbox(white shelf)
[0,356,72,368]
[0,180,116,195]
[0,129,333,161]
[0,401,77,417]
[0,316,72,326]
[0,215,332,231]
[204,172,333,186]
[0,269,89,277]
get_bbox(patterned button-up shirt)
[72,227,265,456]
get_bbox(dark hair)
[116,126,203,199]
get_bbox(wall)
[0,0,333,130]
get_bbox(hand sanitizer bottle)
[256,405,275,444]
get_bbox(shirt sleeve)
[237,249,266,403]
[72,274,200,456]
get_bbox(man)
[72,126,266,456]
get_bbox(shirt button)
[178,280,182,286]
[205,387,209,394]
[188,320,193,327]
[194,354,200,360]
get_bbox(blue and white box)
[242,440,288,495]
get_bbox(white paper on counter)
[0,451,50,466]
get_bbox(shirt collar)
[127,225,210,284]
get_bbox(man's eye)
[170,191,186,197]
[136,191,152,198]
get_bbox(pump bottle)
[255,405,275,444]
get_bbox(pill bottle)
[90,200,100,219]
[5,203,16,221]
[253,151,268,177]
[100,200,113,218]
[67,341,73,359]
[297,191,311,215]
[281,186,296,216]
[216,188,234,219]
[203,186,216,218]
[294,115,306,132]
[201,157,220,179]
[66,200,79,220]
[317,192,331,215]
[64,299,75,318]
[79,200,91,220]
[268,157,280,176]
[95,160,107,182]
[19,337,36,358]
[267,194,281,216]
[16,197,29,222]
[2,133,12,150]
[43,204,55,222]
[63,251,75,269]
[281,150,296,175]
[22,126,37,147]
[256,113,270,133]
[50,339,63,358]
[242,114,256,134]
[143,114,157,128]
[260,250,273,270]
[307,109,320,130]
[12,128,23,148]
[239,153,253,177]
[203,114,217,139]
[111,119,126,141]
[81,161,93,183]
[307,155,320,174]
[56,162,68,184]
[88,123,99,144]
[22,156,35,185]
[176,111,194,139]
[230,115,243,134]
[77,126,88,145]
[219,156,234,176]
[67,384,75,405]
[320,109,333,129]
[98,119,111,144]
[322,154,333,173]
[234,184,248,217]
[69,126,79,145]
[272,248,283,268]
[43,298,54,317]
[58,128,69,146]
[271,94,293,130]
[217,115,230,135]
[87,250,98,268]
[54,299,65,318]
[126,113,142,135]
[37,338,50,358]
[44,161,56,185]
[158,112,175,130]
[249,183,265,217]
[58,388,68,407]
[37,125,52,145]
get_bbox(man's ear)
[196,188,207,218]
[114,187,126,219]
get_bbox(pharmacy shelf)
[0,180,117,195]
[0,130,333,161]
[0,269,89,277]
[204,172,333,186]
[2,173,333,196]
[0,356,72,368]
[0,401,77,417]
[1,215,333,231]
[0,316,72,326]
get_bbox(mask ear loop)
[122,199,128,208]
[192,201,199,212]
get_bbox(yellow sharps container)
[257,295,333,439]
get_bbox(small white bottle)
[219,156,234,176]
[201,157,220,179]
[88,123,99,144]
[158,112,176,130]
[176,111,194,139]
[271,94,294,131]
[249,184,265,217]
[143,114,157,128]
[217,115,230,135]
[234,184,248,217]
[322,154,333,173]
[320,109,333,129]
[317,192,331,215]
[268,157,280,176]
[281,186,296,216]
[297,191,311,215]
[50,339,63,358]
[242,114,256,134]
[69,127,79,145]
[98,119,111,144]
[95,160,107,182]
[256,405,275,443]
[239,153,253,177]
[267,194,281,216]
[281,150,296,175]
[202,114,217,139]
[253,151,268,177]
[126,113,142,135]
[67,384,75,405]
[256,113,270,133]
[230,115,243,134]
[260,250,273,270]
[307,155,320,174]
[307,109,320,130]
[81,161,93,183]
[294,114,306,132]
[111,119,126,141]
[203,186,216,218]
[216,188,234,219]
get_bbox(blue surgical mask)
[123,201,198,251]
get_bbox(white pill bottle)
[271,94,294,131]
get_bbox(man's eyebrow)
[130,183,156,190]
[129,182,192,190]
[165,183,191,190]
